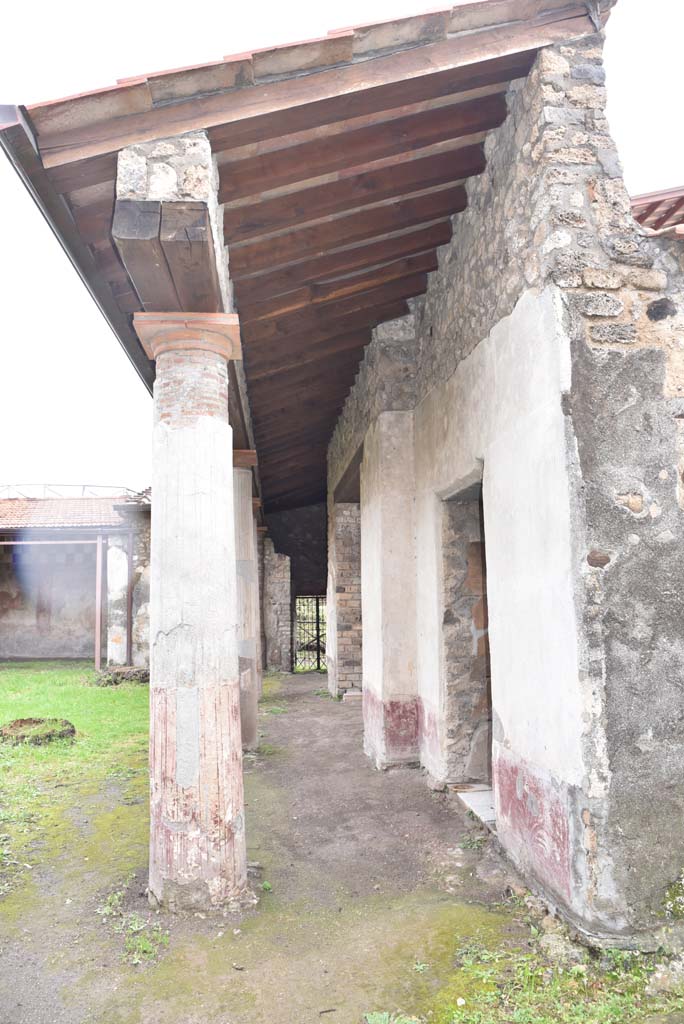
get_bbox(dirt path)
[0,673,524,1024]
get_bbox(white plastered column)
[361,410,419,767]
[234,466,259,750]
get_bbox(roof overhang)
[1,1,615,510]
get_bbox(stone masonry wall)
[326,32,684,942]
[257,530,267,671]
[263,537,292,671]
[327,503,362,694]
[328,316,418,493]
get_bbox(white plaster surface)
[413,286,584,785]
[106,539,129,666]
[234,467,259,749]
[454,787,496,828]
[360,412,417,704]
[151,414,239,690]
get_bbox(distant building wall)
[0,539,97,659]
[0,506,151,664]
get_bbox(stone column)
[134,311,247,910]
[361,411,418,768]
[234,467,259,750]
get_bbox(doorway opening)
[294,595,327,672]
[441,483,493,824]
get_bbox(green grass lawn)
[0,660,148,895]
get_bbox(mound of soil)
[0,717,76,745]
[94,667,149,687]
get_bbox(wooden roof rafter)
[632,187,684,232]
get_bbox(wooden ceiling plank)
[46,152,119,194]
[215,85,503,169]
[68,194,116,244]
[223,143,484,242]
[253,387,351,410]
[244,299,409,349]
[248,356,362,395]
[261,464,329,483]
[37,11,595,168]
[247,330,371,381]
[219,95,504,204]
[245,280,423,343]
[257,428,348,453]
[210,51,535,154]
[256,409,354,440]
[240,251,437,323]
[264,483,327,509]
[234,222,451,302]
[230,187,465,275]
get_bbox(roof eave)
[0,108,154,394]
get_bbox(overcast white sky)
[0,0,681,492]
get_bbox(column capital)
[133,311,242,362]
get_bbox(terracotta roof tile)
[0,498,127,531]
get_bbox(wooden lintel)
[112,199,181,312]
[159,202,222,313]
[112,198,223,315]
[233,449,257,468]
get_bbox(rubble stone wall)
[263,538,292,672]
[326,33,684,944]
[326,503,362,695]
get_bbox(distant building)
[0,492,150,665]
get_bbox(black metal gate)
[294,595,326,671]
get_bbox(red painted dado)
[494,749,572,902]
[362,688,420,764]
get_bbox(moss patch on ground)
[259,671,283,702]
[0,660,148,900]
